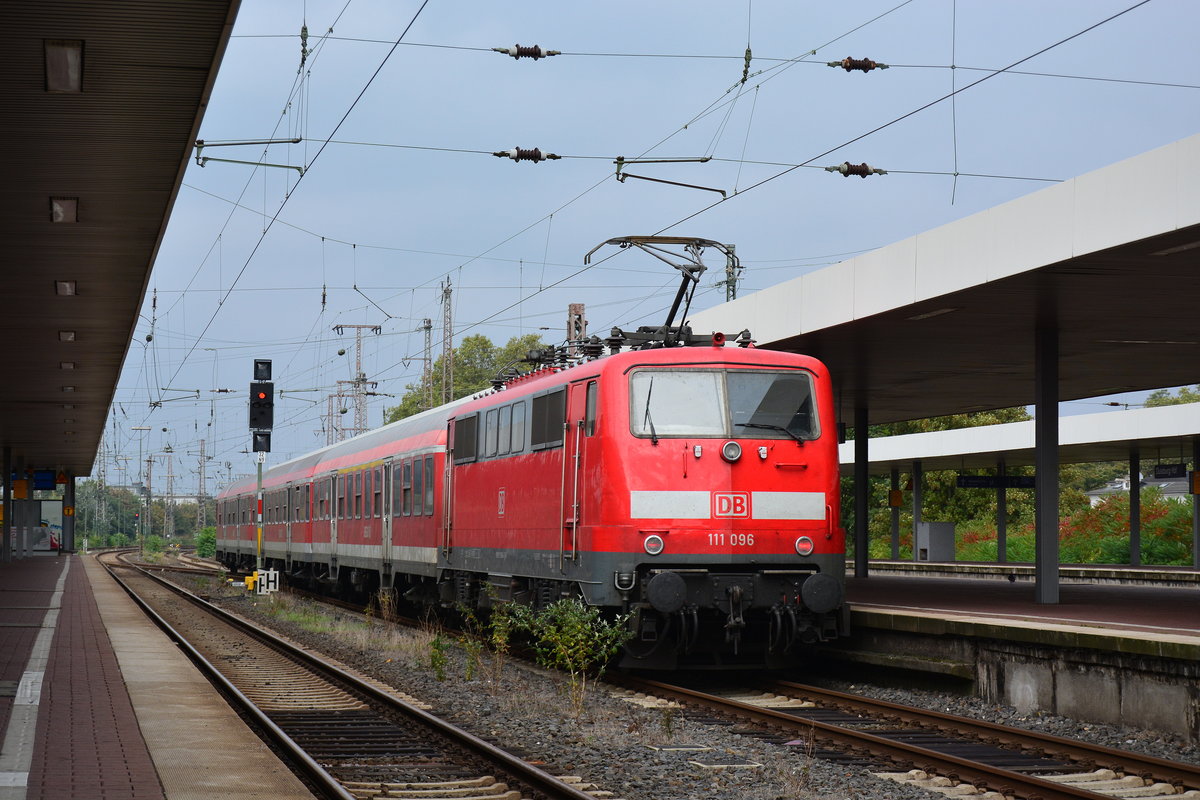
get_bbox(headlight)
[644,534,665,555]
[794,536,815,556]
[721,441,742,462]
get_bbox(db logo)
[713,492,750,518]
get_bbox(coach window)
[512,402,526,453]
[498,405,512,455]
[369,465,379,515]
[354,471,363,519]
[585,381,598,436]
[364,470,372,518]
[453,415,478,464]
[337,476,346,519]
[531,388,566,450]
[402,461,412,516]
[484,408,499,457]
[392,464,403,517]
[423,455,435,514]
[413,457,424,516]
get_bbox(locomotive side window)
[453,415,478,464]
[402,461,412,515]
[373,467,382,518]
[531,388,566,449]
[413,457,424,515]
[498,405,512,455]
[484,409,499,457]
[423,455,435,514]
[512,403,526,453]
[585,381,598,436]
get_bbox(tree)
[383,333,545,424]
[1145,385,1200,407]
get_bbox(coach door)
[381,460,394,578]
[329,471,341,573]
[562,378,598,569]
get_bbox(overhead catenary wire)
[158,0,434,400]
[143,2,1174,480]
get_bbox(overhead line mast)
[441,279,453,404]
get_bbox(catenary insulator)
[825,161,887,178]
[493,44,561,60]
[827,57,889,73]
[493,147,561,163]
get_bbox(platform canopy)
[0,2,239,476]
[691,134,1200,427]
[836,404,1200,475]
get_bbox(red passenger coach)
[217,241,847,668]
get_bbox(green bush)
[195,527,216,558]
[144,535,164,554]
[520,598,632,717]
[868,487,1193,566]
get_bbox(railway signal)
[249,382,274,431]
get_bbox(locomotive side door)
[561,378,599,569]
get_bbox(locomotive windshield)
[629,369,818,440]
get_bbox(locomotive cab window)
[630,369,819,440]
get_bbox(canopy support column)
[1034,325,1060,604]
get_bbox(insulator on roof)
[825,161,887,178]
[492,44,561,60]
[493,147,561,163]
[827,57,889,73]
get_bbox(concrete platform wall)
[819,620,1199,742]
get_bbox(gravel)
[196,582,1196,799]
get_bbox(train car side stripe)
[752,491,826,520]
[630,491,710,519]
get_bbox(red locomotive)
[216,238,848,668]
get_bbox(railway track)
[100,552,607,800]
[607,674,1200,800]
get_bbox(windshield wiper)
[643,377,659,445]
[740,422,803,443]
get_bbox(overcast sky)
[107,0,1200,492]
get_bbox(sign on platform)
[1152,463,1186,479]
[955,475,1035,489]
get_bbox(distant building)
[1084,475,1191,507]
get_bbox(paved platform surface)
[0,554,317,800]
[847,564,1200,650]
